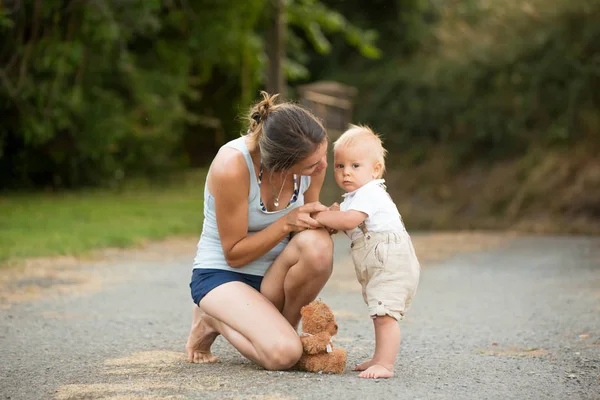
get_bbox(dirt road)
[1,233,599,399]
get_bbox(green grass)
[0,169,207,265]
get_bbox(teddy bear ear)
[300,304,309,316]
[318,308,329,319]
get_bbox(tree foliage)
[0,0,379,189]
[311,0,600,163]
[4,0,592,190]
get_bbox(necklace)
[271,171,288,207]
[257,163,299,212]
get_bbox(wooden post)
[297,81,358,206]
[266,0,286,98]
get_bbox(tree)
[0,0,381,189]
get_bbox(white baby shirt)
[340,179,406,241]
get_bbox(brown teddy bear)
[294,300,347,374]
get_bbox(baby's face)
[333,144,381,192]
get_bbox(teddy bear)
[294,300,347,374]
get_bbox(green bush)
[0,0,266,189]
[0,0,380,189]
[319,1,600,163]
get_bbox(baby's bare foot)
[352,359,375,371]
[185,308,219,363]
[358,363,394,379]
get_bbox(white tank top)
[193,136,312,276]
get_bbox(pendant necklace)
[272,172,288,207]
[257,163,299,212]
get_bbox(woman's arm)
[303,167,326,204]
[313,210,367,231]
[208,148,326,268]
[208,148,288,268]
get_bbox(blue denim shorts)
[190,268,263,306]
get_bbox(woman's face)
[292,140,328,176]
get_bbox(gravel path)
[1,233,599,400]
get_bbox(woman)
[186,91,334,371]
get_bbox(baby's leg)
[356,315,400,379]
[352,315,400,372]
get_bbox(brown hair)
[247,91,326,172]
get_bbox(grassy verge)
[0,169,207,266]
[2,146,597,270]
[386,145,600,235]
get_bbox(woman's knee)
[260,335,303,371]
[295,230,333,275]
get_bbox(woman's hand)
[285,202,329,233]
[309,202,340,235]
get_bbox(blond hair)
[333,124,387,178]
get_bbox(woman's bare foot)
[358,363,394,379]
[352,359,375,371]
[185,307,220,363]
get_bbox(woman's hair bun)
[255,91,279,123]
[248,91,280,134]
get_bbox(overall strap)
[358,222,371,240]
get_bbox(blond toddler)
[314,125,421,379]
